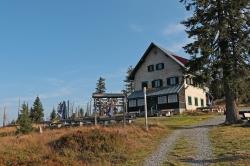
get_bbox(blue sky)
[0,0,191,123]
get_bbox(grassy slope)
[210,124,250,166]
[0,113,217,166]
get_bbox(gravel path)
[143,116,225,166]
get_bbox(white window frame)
[170,77,176,85]
[158,96,167,104]
[168,94,178,103]
[155,80,161,87]
[137,99,145,106]
[129,100,137,107]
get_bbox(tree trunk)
[224,80,240,124]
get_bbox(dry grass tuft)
[0,113,217,166]
[210,125,250,165]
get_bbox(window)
[168,94,178,103]
[201,99,204,107]
[137,99,145,106]
[156,63,164,70]
[158,96,167,104]
[141,81,148,89]
[188,96,192,105]
[186,77,193,85]
[167,77,179,86]
[152,79,163,88]
[195,97,198,106]
[129,100,136,107]
[148,65,154,72]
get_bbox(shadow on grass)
[180,155,250,164]
[0,131,16,137]
[166,123,223,130]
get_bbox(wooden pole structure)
[94,99,97,126]
[144,87,148,131]
[89,98,92,115]
[123,94,127,127]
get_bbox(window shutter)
[147,66,150,72]
[160,79,163,87]
[175,77,179,85]
[152,81,155,88]
[167,78,170,86]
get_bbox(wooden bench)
[243,113,250,120]
[239,110,250,121]
[160,109,174,117]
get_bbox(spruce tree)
[95,77,106,94]
[95,77,106,115]
[18,103,33,134]
[30,96,44,123]
[181,0,250,124]
[123,66,134,95]
[50,108,57,121]
[57,101,67,119]
[79,108,84,117]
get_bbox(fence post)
[144,87,148,131]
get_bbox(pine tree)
[95,77,106,115]
[57,101,67,119]
[123,66,134,95]
[30,96,44,123]
[181,0,250,124]
[18,103,33,134]
[79,108,84,117]
[95,77,106,93]
[50,108,57,121]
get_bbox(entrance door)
[147,96,157,116]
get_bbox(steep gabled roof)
[129,42,189,80]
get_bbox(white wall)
[184,83,207,110]
[134,47,183,91]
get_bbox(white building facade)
[128,43,208,114]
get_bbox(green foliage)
[30,96,44,123]
[181,0,249,83]
[57,101,68,120]
[123,65,134,95]
[95,77,106,115]
[50,108,57,121]
[17,103,33,134]
[95,77,106,94]
[181,0,250,123]
[79,108,84,117]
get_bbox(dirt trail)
[143,116,225,166]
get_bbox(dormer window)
[148,65,154,72]
[156,63,164,70]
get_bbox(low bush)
[50,129,128,164]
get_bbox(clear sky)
[0,0,191,123]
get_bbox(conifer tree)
[95,77,106,115]
[50,108,57,121]
[18,103,33,134]
[95,77,106,93]
[123,66,134,95]
[57,101,67,119]
[79,108,84,117]
[181,0,250,124]
[30,96,44,123]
